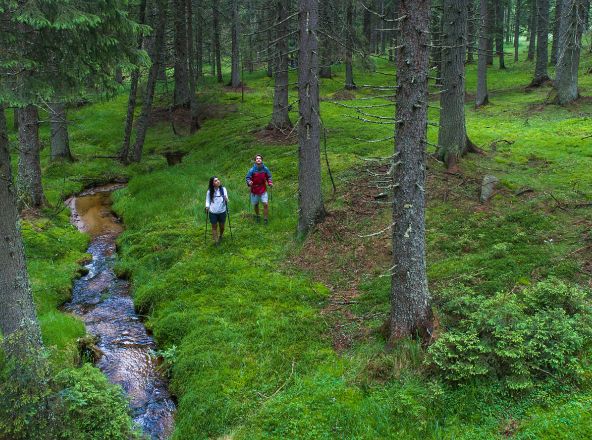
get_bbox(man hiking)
[246,154,273,224]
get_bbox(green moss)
[13,45,592,438]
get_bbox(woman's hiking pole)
[204,209,208,244]
[225,200,233,240]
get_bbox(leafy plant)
[428,279,592,390]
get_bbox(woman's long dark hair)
[208,176,218,202]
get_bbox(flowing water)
[65,184,175,439]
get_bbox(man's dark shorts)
[209,211,227,225]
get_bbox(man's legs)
[263,203,268,221]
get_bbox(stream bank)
[65,184,175,439]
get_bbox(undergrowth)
[5,43,592,438]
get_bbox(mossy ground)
[8,42,592,438]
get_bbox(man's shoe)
[263,218,268,225]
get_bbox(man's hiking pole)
[269,185,272,218]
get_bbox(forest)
[1,0,592,438]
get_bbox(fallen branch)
[257,359,295,401]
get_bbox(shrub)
[0,341,138,440]
[428,279,592,390]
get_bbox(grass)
[8,43,592,438]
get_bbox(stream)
[65,184,175,439]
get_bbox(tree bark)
[554,0,586,103]
[17,105,46,210]
[121,0,148,162]
[438,0,470,172]
[174,0,191,106]
[506,0,512,43]
[476,0,490,106]
[196,0,204,79]
[486,0,495,64]
[267,6,274,77]
[430,4,443,85]
[551,0,562,64]
[120,70,140,162]
[187,0,200,133]
[345,0,356,90]
[528,0,538,60]
[269,0,292,130]
[363,1,372,49]
[297,0,325,237]
[230,0,241,87]
[467,0,476,63]
[319,0,332,78]
[0,106,42,354]
[515,0,522,61]
[212,0,223,83]
[495,0,506,68]
[130,0,166,163]
[531,0,551,85]
[115,66,123,84]
[388,0,433,344]
[49,102,73,162]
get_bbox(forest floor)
[8,46,592,439]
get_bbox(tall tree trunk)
[486,0,495,64]
[319,0,332,78]
[363,2,372,49]
[476,0,490,106]
[496,0,506,68]
[174,0,191,106]
[297,0,325,237]
[531,0,551,85]
[196,0,203,79]
[49,102,73,162]
[187,0,200,132]
[438,0,471,172]
[0,106,42,354]
[380,0,386,54]
[551,0,562,64]
[467,0,476,62]
[121,70,140,161]
[210,36,216,76]
[230,0,241,87]
[390,0,401,62]
[115,67,123,84]
[388,0,433,344]
[554,0,586,103]
[17,105,45,210]
[121,0,148,162]
[430,4,443,85]
[212,0,223,82]
[527,0,538,60]
[506,1,512,43]
[515,0,522,61]
[345,0,356,89]
[267,6,274,77]
[269,0,292,130]
[130,0,167,163]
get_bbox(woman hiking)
[205,176,229,245]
